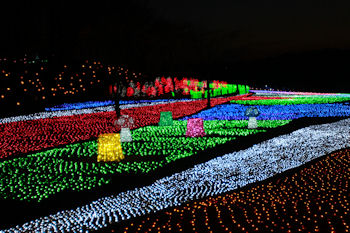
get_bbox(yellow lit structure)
[97,133,124,162]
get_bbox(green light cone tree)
[158,111,173,126]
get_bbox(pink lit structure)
[186,118,206,137]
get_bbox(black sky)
[0,0,349,90]
[1,0,349,56]
[148,0,350,57]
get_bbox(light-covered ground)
[4,118,349,232]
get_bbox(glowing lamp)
[115,115,134,142]
[245,107,260,129]
[158,111,173,126]
[97,133,124,162]
[186,118,206,137]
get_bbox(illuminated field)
[0,91,350,232]
[0,119,290,202]
[114,148,350,233]
[0,95,244,159]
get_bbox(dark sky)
[148,0,350,58]
[0,0,349,90]
[1,0,349,58]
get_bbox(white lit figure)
[245,106,260,129]
[114,115,134,142]
[248,117,257,129]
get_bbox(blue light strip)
[179,103,350,121]
[45,99,192,111]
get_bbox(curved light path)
[3,118,350,232]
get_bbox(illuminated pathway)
[3,118,349,232]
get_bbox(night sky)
[149,0,350,56]
[1,0,349,90]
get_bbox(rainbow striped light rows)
[0,120,289,202]
[0,96,241,159]
[4,118,349,232]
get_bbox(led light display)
[1,99,203,125]
[45,98,193,111]
[4,118,349,232]
[232,95,350,105]
[115,115,134,142]
[158,111,173,126]
[180,103,350,121]
[0,96,241,159]
[117,148,350,233]
[0,106,115,124]
[247,117,257,129]
[119,128,133,143]
[245,107,260,129]
[186,118,206,137]
[2,91,350,232]
[97,133,124,162]
[0,120,289,202]
[245,106,260,117]
[189,83,249,99]
[251,90,343,96]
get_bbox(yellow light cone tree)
[97,133,124,162]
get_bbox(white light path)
[0,106,115,125]
[119,98,195,109]
[3,118,350,232]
